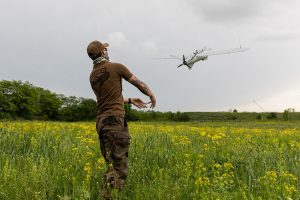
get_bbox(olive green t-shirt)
[90,61,133,118]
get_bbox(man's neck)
[93,56,108,65]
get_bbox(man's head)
[87,40,109,60]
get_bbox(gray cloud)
[186,0,263,22]
[185,0,298,28]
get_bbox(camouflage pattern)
[96,116,130,197]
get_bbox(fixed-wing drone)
[162,46,249,70]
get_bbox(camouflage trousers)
[96,116,131,192]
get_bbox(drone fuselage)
[177,46,249,70]
[184,55,208,69]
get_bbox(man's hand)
[149,95,156,109]
[131,98,148,109]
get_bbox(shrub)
[267,112,277,119]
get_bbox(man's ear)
[100,49,106,56]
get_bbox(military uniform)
[96,116,130,190]
[87,41,133,195]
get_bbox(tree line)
[2,80,298,122]
[0,80,96,121]
[0,80,192,122]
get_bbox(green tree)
[0,80,39,119]
[256,113,262,120]
[77,98,97,120]
[35,87,63,120]
[166,111,175,121]
[177,113,191,121]
[58,96,97,121]
[58,96,80,121]
[174,111,191,122]
[282,108,295,121]
[267,112,277,119]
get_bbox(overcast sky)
[1,0,300,112]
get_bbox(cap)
[87,40,109,60]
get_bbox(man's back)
[90,61,132,117]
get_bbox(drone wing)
[201,47,249,57]
[153,54,182,61]
[169,54,182,60]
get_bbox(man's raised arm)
[128,75,156,109]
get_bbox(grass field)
[0,121,300,199]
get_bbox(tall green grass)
[0,121,299,199]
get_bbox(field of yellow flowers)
[0,121,300,199]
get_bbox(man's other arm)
[128,75,156,109]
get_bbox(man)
[86,40,156,197]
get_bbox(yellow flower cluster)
[84,162,92,182]
[258,170,298,198]
[195,162,235,192]
[169,135,191,145]
[258,170,278,184]
[195,177,210,187]
[97,158,105,170]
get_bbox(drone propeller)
[177,54,189,68]
[182,54,188,66]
